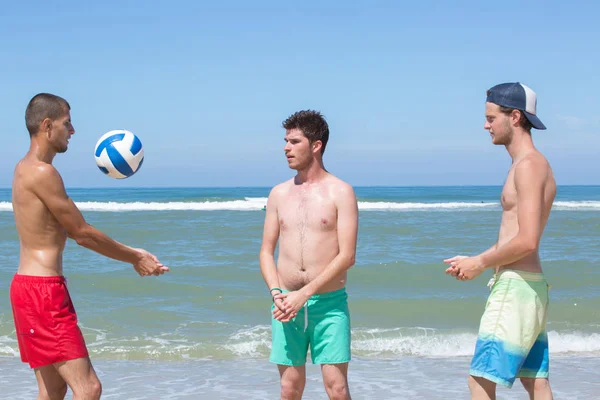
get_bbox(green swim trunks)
[270,288,351,366]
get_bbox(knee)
[74,377,102,400]
[280,379,304,400]
[88,378,102,400]
[324,381,350,400]
[534,378,550,391]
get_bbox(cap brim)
[524,112,546,130]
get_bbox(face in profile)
[484,102,513,146]
[48,110,75,153]
[284,128,315,171]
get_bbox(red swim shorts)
[10,274,89,368]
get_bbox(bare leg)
[469,375,496,400]
[278,365,306,400]
[520,377,553,400]
[54,357,102,400]
[321,363,351,400]
[34,365,68,400]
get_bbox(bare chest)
[278,194,337,232]
[500,171,517,211]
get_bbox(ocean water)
[0,186,599,399]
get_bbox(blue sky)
[1,1,598,187]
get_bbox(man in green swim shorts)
[445,83,556,400]
[259,110,358,400]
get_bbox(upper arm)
[260,187,280,254]
[514,159,546,247]
[30,165,88,236]
[336,183,358,260]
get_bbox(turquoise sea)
[1,186,599,399]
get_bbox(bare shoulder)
[267,179,293,206]
[515,151,555,189]
[326,175,356,202]
[515,152,552,177]
[15,158,62,189]
[269,179,293,196]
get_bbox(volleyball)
[94,130,144,179]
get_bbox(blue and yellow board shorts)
[470,270,550,388]
[270,288,351,366]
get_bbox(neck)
[28,137,57,164]
[505,129,535,162]
[295,157,327,184]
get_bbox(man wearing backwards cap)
[444,82,556,399]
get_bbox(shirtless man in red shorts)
[10,93,168,400]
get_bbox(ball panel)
[97,148,127,179]
[94,133,126,157]
[120,131,134,150]
[112,140,143,173]
[106,144,134,177]
[130,134,143,155]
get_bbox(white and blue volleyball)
[94,130,144,179]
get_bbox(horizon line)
[0,184,599,190]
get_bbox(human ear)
[41,118,53,139]
[511,110,522,127]
[312,140,322,154]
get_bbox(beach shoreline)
[1,355,598,399]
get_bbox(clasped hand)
[272,290,310,322]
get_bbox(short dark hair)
[497,105,533,132]
[25,93,70,137]
[282,110,329,155]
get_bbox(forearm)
[72,225,140,264]
[302,253,355,297]
[475,243,500,270]
[479,236,536,269]
[259,251,280,290]
[480,243,498,257]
